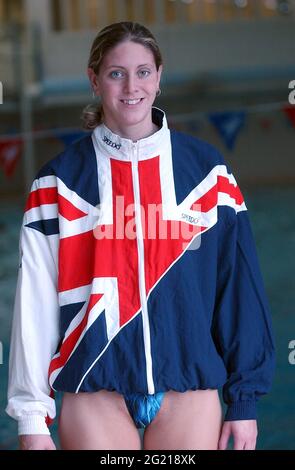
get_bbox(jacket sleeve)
[6,176,60,435]
[212,198,276,421]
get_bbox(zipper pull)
[131,142,137,161]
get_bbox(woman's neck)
[103,120,160,143]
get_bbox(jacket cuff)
[224,401,257,421]
[18,415,50,435]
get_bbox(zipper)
[131,142,155,394]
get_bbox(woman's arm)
[212,172,275,444]
[6,175,60,441]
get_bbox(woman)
[6,21,275,450]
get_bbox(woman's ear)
[157,65,163,89]
[87,68,100,95]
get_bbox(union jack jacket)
[6,107,275,435]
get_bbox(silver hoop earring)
[156,89,161,97]
[92,90,96,99]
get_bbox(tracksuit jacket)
[6,107,275,435]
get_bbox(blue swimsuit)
[123,392,165,428]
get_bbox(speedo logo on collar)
[103,135,121,150]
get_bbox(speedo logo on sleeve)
[103,135,121,150]
[181,213,200,225]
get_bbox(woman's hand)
[19,434,56,450]
[218,420,258,450]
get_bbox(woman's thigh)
[143,389,222,450]
[59,390,142,450]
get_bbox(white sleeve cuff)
[18,415,50,435]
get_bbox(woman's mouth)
[120,98,144,106]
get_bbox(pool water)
[0,187,294,449]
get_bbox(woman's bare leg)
[143,389,222,450]
[59,390,141,450]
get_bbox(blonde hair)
[81,21,163,130]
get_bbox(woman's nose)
[124,75,138,95]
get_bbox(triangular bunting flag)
[283,105,295,128]
[208,111,246,151]
[187,119,201,134]
[54,130,88,148]
[0,138,22,177]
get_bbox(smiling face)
[88,40,162,140]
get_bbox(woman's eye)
[109,70,150,79]
[110,70,124,78]
[139,70,150,77]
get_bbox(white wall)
[38,19,295,84]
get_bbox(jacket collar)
[93,107,169,161]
